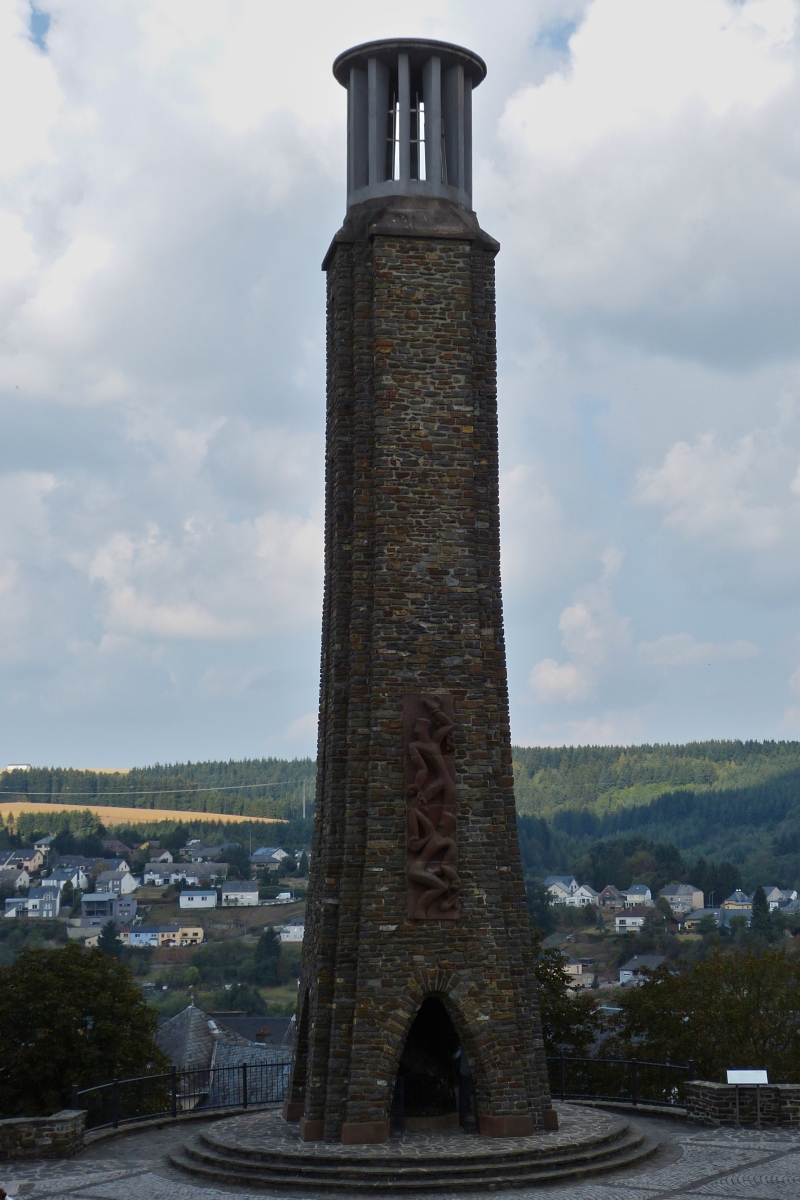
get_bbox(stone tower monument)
[285,37,554,1145]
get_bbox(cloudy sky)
[3,0,800,766]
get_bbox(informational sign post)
[727,1070,769,1127]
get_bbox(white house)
[569,884,599,908]
[619,954,668,984]
[26,886,60,918]
[659,883,703,914]
[543,875,579,904]
[0,867,30,891]
[170,868,201,887]
[624,884,653,908]
[179,889,217,909]
[763,886,798,911]
[250,847,289,872]
[277,923,304,943]
[43,865,87,893]
[221,880,259,906]
[615,906,650,933]
[95,870,139,895]
[143,862,170,886]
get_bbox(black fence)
[73,1054,690,1133]
[547,1055,694,1108]
[72,1060,294,1131]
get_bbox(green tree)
[253,926,281,986]
[529,925,601,1055]
[751,885,771,939]
[192,938,252,984]
[525,882,555,933]
[0,943,167,1116]
[613,950,800,1082]
[220,843,251,881]
[207,981,267,1014]
[97,920,122,958]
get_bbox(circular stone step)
[167,1104,660,1193]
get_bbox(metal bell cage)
[332,38,487,211]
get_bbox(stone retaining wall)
[686,1081,800,1126]
[0,1110,85,1159]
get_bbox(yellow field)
[0,802,286,827]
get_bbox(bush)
[0,943,168,1116]
[206,982,267,1014]
[125,947,153,977]
[614,949,800,1081]
[192,937,253,985]
[530,925,602,1055]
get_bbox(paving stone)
[7,1107,800,1200]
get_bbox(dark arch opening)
[392,996,465,1131]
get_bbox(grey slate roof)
[209,1014,293,1045]
[620,954,668,973]
[156,1001,294,1080]
[156,1003,217,1071]
[207,1041,292,1107]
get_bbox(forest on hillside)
[513,742,800,889]
[0,758,315,820]
[4,741,800,890]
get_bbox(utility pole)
[302,778,306,822]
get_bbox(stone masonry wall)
[686,1081,800,1126]
[289,196,552,1143]
[0,1110,86,1159]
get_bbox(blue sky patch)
[29,4,50,51]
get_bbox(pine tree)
[253,926,281,985]
[751,885,772,939]
[97,920,122,958]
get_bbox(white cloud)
[530,658,589,702]
[529,550,631,702]
[638,633,759,667]
[88,510,323,641]
[4,0,800,761]
[282,711,318,743]
[635,433,786,551]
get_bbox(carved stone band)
[403,693,461,921]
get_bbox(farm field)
[0,801,287,826]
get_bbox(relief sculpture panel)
[404,693,461,920]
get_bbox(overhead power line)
[0,779,315,799]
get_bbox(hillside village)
[540,872,800,989]
[0,829,309,1017]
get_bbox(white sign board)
[727,1070,768,1085]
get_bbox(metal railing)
[71,1059,293,1131]
[72,1054,690,1133]
[547,1055,694,1108]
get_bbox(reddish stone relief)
[404,693,461,920]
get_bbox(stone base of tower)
[168,1105,660,1191]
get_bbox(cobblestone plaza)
[3,1107,800,1200]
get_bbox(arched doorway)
[392,996,471,1132]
